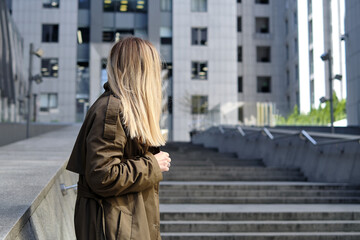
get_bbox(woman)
[66,36,171,240]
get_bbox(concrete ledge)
[0,124,80,240]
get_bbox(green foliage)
[276,92,346,126]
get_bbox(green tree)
[276,92,346,126]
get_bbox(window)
[255,17,269,33]
[310,79,314,106]
[162,62,173,79]
[41,58,58,77]
[237,0,242,3]
[309,50,314,75]
[238,106,244,122]
[293,10,297,26]
[161,27,172,45]
[294,38,298,53]
[43,0,59,8]
[191,28,207,45]
[40,93,58,112]
[191,0,207,12]
[286,44,289,60]
[102,29,134,42]
[308,20,313,44]
[257,46,271,62]
[168,96,173,114]
[255,0,269,4]
[79,0,90,9]
[161,0,172,11]
[257,76,271,93]
[238,46,242,62]
[237,17,242,32]
[238,77,243,93]
[77,28,90,44]
[42,24,59,42]
[295,64,299,81]
[101,59,107,93]
[191,61,208,80]
[103,0,148,13]
[308,0,312,15]
[285,19,288,35]
[191,95,208,114]
[286,70,290,86]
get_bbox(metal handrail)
[60,183,77,196]
[272,132,300,141]
[316,137,360,146]
[300,130,317,145]
[218,126,225,134]
[237,126,246,136]
[263,128,274,140]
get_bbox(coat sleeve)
[84,110,163,198]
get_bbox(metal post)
[26,43,33,139]
[328,50,334,134]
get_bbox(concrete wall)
[192,127,360,184]
[8,165,78,240]
[0,123,68,147]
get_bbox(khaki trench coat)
[66,82,163,240]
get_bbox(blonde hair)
[106,36,166,146]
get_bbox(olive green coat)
[66,82,163,240]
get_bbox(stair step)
[163,176,307,181]
[160,220,360,232]
[159,196,360,204]
[159,190,360,197]
[160,211,360,221]
[160,232,360,240]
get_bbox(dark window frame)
[191,95,208,114]
[257,76,271,93]
[41,58,59,78]
[191,61,208,80]
[40,93,58,112]
[43,0,60,8]
[42,24,59,43]
[191,27,207,46]
[256,46,271,63]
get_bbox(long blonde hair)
[106,36,165,146]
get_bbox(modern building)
[10,0,348,141]
[11,0,78,123]
[0,0,25,123]
[345,0,360,126]
[297,0,346,114]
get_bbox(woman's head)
[106,36,165,146]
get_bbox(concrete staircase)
[159,142,360,240]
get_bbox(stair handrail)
[300,130,317,145]
[237,126,246,136]
[316,137,360,146]
[262,127,274,140]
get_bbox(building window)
[42,24,59,43]
[191,27,207,45]
[285,19,288,35]
[161,27,172,45]
[41,58,59,77]
[294,38,298,53]
[102,29,134,42]
[168,96,173,114]
[237,0,242,3]
[308,20,313,44]
[162,62,173,79]
[79,0,90,9]
[286,44,289,60]
[161,0,172,11]
[191,95,208,114]
[257,46,271,62]
[77,28,90,44]
[191,61,208,80]
[238,106,244,122]
[238,46,242,62]
[238,76,243,93]
[309,50,314,75]
[103,0,147,13]
[191,0,207,12]
[40,93,58,112]
[237,17,242,32]
[255,17,269,33]
[43,0,59,8]
[310,79,314,106]
[286,70,290,86]
[257,76,271,93]
[293,10,297,26]
[255,0,269,4]
[308,0,312,15]
[295,64,299,81]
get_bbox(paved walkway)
[0,124,80,239]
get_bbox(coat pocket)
[117,211,133,240]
